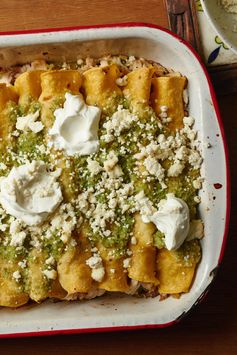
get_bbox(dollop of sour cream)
[0,161,62,226]
[145,194,190,250]
[49,93,101,156]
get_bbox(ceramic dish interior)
[201,0,237,54]
[0,23,229,337]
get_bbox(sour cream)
[0,161,62,226]
[144,193,190,250]
[49,93,101,156]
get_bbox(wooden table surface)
[0,1,236,354]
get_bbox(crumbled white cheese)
[131,236,137,245]
[128,55,136,62]
[123,258,131,268]
[143,156,165,185]
[77,192,90,214]
[16,110,44,133]
[13,270,21,282]
[0,163,7,171]
[135,142,170,162]
[77,58,83,65]
[29,236,41,249]
[175,146,189,161]
[9,219,27,247]
[0,72,13,85]
[186,219,204,241]
[91,268,105,283]
[43,269,57,280]
[181,121,196,142]
[134,151,146,160]
[108,198,117,209]
[11,130,20,137]
[194,196,201,203]
[37,144,47,154]
[86,255,103,269]
[159,106,169,123]
[0,224,7,231]
[160,105,168,112]
[103,229,111,237]
[134,191,156,223]
[90,202,116,234]
[86,253,105,282]
[100,133,114,143]
[158,134,175,150]
[116,75,128,86]
[87,158,102,176]
[108,164,123,178]
[100,59,109,67]
[102,105,138,137]
[145,143,159,156]
[188,150,203,169]
[121,204,130,213]
[10,231,27,247]
[104,151,118,171]
[193,177,203,190]
[45,256,55,265]
[18,260,27,269]
[50,203,77,243]
[183,116,194,127]
[10,219,22,235]
[168,161,185,177]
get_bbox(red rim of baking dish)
[0,22,231,338]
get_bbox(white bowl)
[0,23,230,337]
[201,0,237,54]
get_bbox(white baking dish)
[0,23,230,337]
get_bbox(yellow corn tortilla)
[39,70,82,128]
[15,70,45,107]
[57,229,94,294]
[0,255,29,308]
[98,243,130,292]
[157,248,198,294]
[128,213,159,285]
[82,64,122,114]
[0,84,18,145]
[123,67,154,115]
[151,76,187,130]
